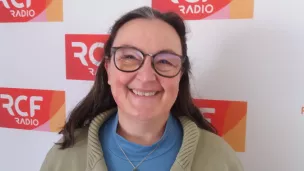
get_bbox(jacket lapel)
[86,108,117,171]
[171,117,200,171]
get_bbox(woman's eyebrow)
[114,44,181,55]
[156,49,181,56]
[113,44,144,52]
[114,44,136,48]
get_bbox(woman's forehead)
[112,18,182,55]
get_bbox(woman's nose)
[136,56,157,82]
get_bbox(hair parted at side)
[57,6,217,149]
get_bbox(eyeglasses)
[110,46,185,78]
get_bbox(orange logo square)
[152,0,254,20]
[65,34,109,81]
[193,98,247,152]
[0,87,65,132]
[0,0,63,22]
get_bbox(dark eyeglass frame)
[110,46,186,78]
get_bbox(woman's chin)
[127,108,159,121]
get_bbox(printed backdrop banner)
[0,87,65,132]
[193,99,247,152]
[0,0,63,22]
[0,0,304,171]
[152,0,254,20]
[65,34,109,81]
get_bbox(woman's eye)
[123,55,136,59]
[158,60,172,65]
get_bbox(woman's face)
[106,18,183,121]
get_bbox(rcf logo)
[0,87,65,132]
[0,0,63,22]
[193,99,247,152]
[152,0,254,20]
[65,34,109,81]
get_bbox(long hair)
[58,6,217,149]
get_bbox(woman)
[40,6,243,171]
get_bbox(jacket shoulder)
[39,127,89,171]
[191,129,244,171]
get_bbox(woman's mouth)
[128,88,159,97]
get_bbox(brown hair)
[58,6,217,149]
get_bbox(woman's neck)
[116,112,169,146]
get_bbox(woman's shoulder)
[197,128,235,151]
[193,129,244,171]
[176,116,244,170]
[39,127,89,171]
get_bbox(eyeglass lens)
[114,47,182,77]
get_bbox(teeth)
[132,89,156,96]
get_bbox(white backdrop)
[0,0,304,171]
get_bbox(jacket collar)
[86,108,200,171]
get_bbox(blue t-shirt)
[99,113,183,171]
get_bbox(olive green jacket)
[40,108,244,171]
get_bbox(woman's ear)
[104,57,111,85]
[104,56,109,71]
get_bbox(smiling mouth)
[128,88,159,97]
